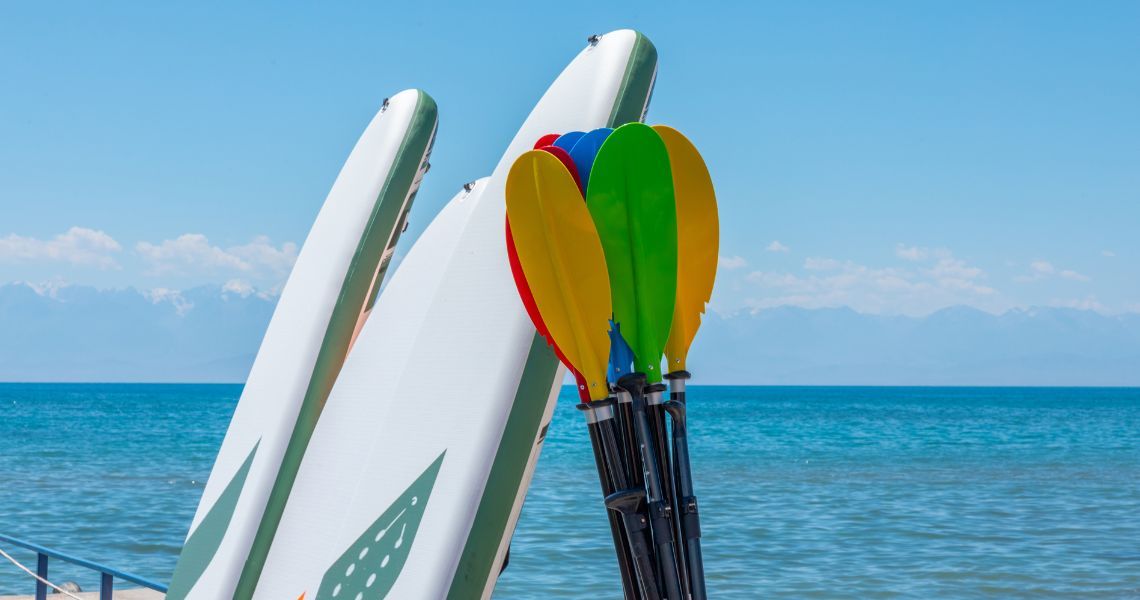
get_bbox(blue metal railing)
[0,533,168,599]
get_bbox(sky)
[2,2,1138,317]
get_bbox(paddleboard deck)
[167,89,438,600]
[252,30,658,600]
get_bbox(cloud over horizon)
[0,227,122,269]
[1015,260,1090,283]
[1,227,1134,319]
[739,247,1000,316]
[0,226,300,291]
[3,281,1138,385]
[136,234,298,279]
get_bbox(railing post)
[35,552,47,600]
[0,533,168,595]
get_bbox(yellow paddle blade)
[655,125,719,373]
[506,150,612,400]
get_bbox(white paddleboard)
[253,30,658,600]
[167,89,439,600]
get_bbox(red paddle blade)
[505,218,590,400]
[533,133,560,149]
[539,145,584,195]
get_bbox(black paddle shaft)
[646,384,689,599]
[615,389,643,490]
[577,401,642,600]
[618,374,685,600]
[664,371,706,600]
[596,407,662,600]
[616,388,653,557]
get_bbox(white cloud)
[742,249,1000,316]
[923,257,993,294]
[228,236,299,275]
[222,278,255,298]
[1102,250,1116,258]
[1030,260,1055,275]
[1016,260,1088,283]
[718,255,747,270]
[144,287,194,316]
[1048,296,1106,313]
[1059,269,1090,282]
[765,240,790,253]
[19,280,71,298]
[895,244,928,261]
[136,234,298,279]
[803,257,841,271]
[136,234,245,273]
[894,244,954,263]
[0,227,122,269]
[219,278,280,300]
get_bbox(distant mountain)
[0,283,274,382]
[2,283,1138,385]
[687,305,1140,386]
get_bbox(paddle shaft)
[618,374,684,600]
[646,387,689,598]
[615,390,645,491]
[598,407,663,600]
[664,371,706,600]
[611,390,656,593]
[579,402,642,600]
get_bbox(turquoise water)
[1,385,1138,598]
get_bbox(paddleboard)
[252,29,658,600]
[167,89,439,600]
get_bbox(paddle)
[504,140,639,599]
[568,127,614,191]
[563,128,635,384]
[585,123,684,600]
[552,130,586,152]
[534,133,561,148]
[565,128,640,488]
[655,125,718,600]
[505,149,661,600]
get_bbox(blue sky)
[2,2,1138,316]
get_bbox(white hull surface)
[253,30,658,600]
[167,90,438,600]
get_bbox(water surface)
[1,384,1137,597]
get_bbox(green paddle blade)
[586,123,677,383]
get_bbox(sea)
[1,384,1138,598]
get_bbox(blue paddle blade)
[553,131,586,152]
[607,320,636,383]
[568,127,614,191]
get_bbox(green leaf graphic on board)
[316,451,445,600]
[166,441,259,600]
